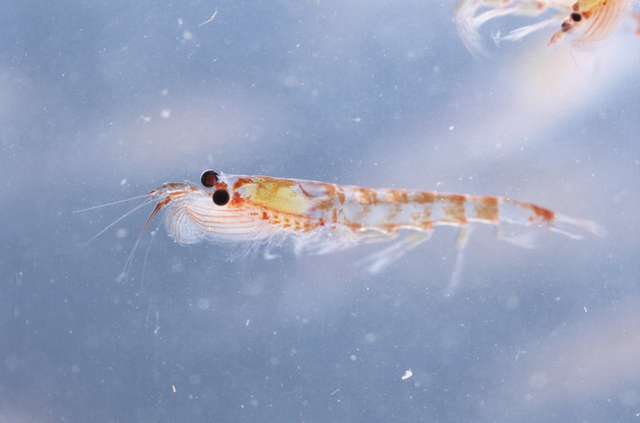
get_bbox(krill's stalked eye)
[212,189,230,206]
[571,12,582,22]
[201,170,219,187]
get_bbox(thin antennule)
[117,196,176,282]
[81,196,155,246]
[73,191,155,213]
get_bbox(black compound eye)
[571,12,582,22]
[212,189,230,206]
[201,170,219,188]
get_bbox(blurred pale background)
[1,1,639,421]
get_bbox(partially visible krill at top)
[455,0,640,56]
[79,170,605,286]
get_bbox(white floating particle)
[196,298,210,310]
[283,75,298,87]
[402,369,412,380]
